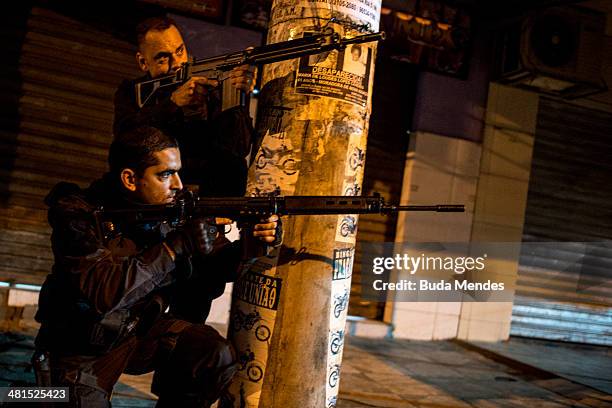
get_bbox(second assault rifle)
[93,193,464,242]
[135,30,386,108]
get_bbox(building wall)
[389,132,481,340]
[389,84,539,342]
[386,16,542,340]
[457,84,538,341]
[0,7,140,287]
[385,4,612,341]
[385,23,490,340]
[411,61,489,143]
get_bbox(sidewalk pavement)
[0,330,610,407]
[338,336,611,408]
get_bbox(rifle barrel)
[246,31,386,66]
[391,205,465,212]
[341,32,386,44]
[97,197,465,224]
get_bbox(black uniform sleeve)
[167,236,241,322]
[113,79,183,137]
[210,105,255,159]
[208,237,242,283]
[48,193,180,315]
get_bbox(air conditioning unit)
[494,6,607,99]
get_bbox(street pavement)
[0,330,610,407]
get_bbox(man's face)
[137,25,189,78]
[351,49,361,61]
[133,148,183,205]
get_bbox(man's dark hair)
[109,127,179,176]
[135,16,180,48]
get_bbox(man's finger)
[215,217,233,225]
[192,77,219,87]
[253,229,276,237]
[261,215,279,223]
[230,65,256,77]
[192,86,206,97]
[254,222,277,231]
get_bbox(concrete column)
[388,84,539,342]
[387,132,481,340]
[225,1,382,407]
[457,83,539,342]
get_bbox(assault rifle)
[135,30,386,108]
[93,193,464,241]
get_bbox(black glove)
[165,218,218,257]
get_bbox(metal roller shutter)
[0,6,139,285]
[512,97,612,345]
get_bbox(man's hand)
[166,218,218,257]
[229,64,257,93]
[253,215,279,244]
[170,77,219,107]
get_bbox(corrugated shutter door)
[0,7,139,285]
[512,97,612,345]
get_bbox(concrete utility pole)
[225,1,381,407]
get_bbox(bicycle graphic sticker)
[332,247,355,281]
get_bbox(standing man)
[114,16,257,196]
[34,126,278,407]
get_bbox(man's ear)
[120,169,138,192]
[136,52,148,72]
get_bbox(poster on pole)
[295,32,374,107]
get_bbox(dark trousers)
[46,315,237,407]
